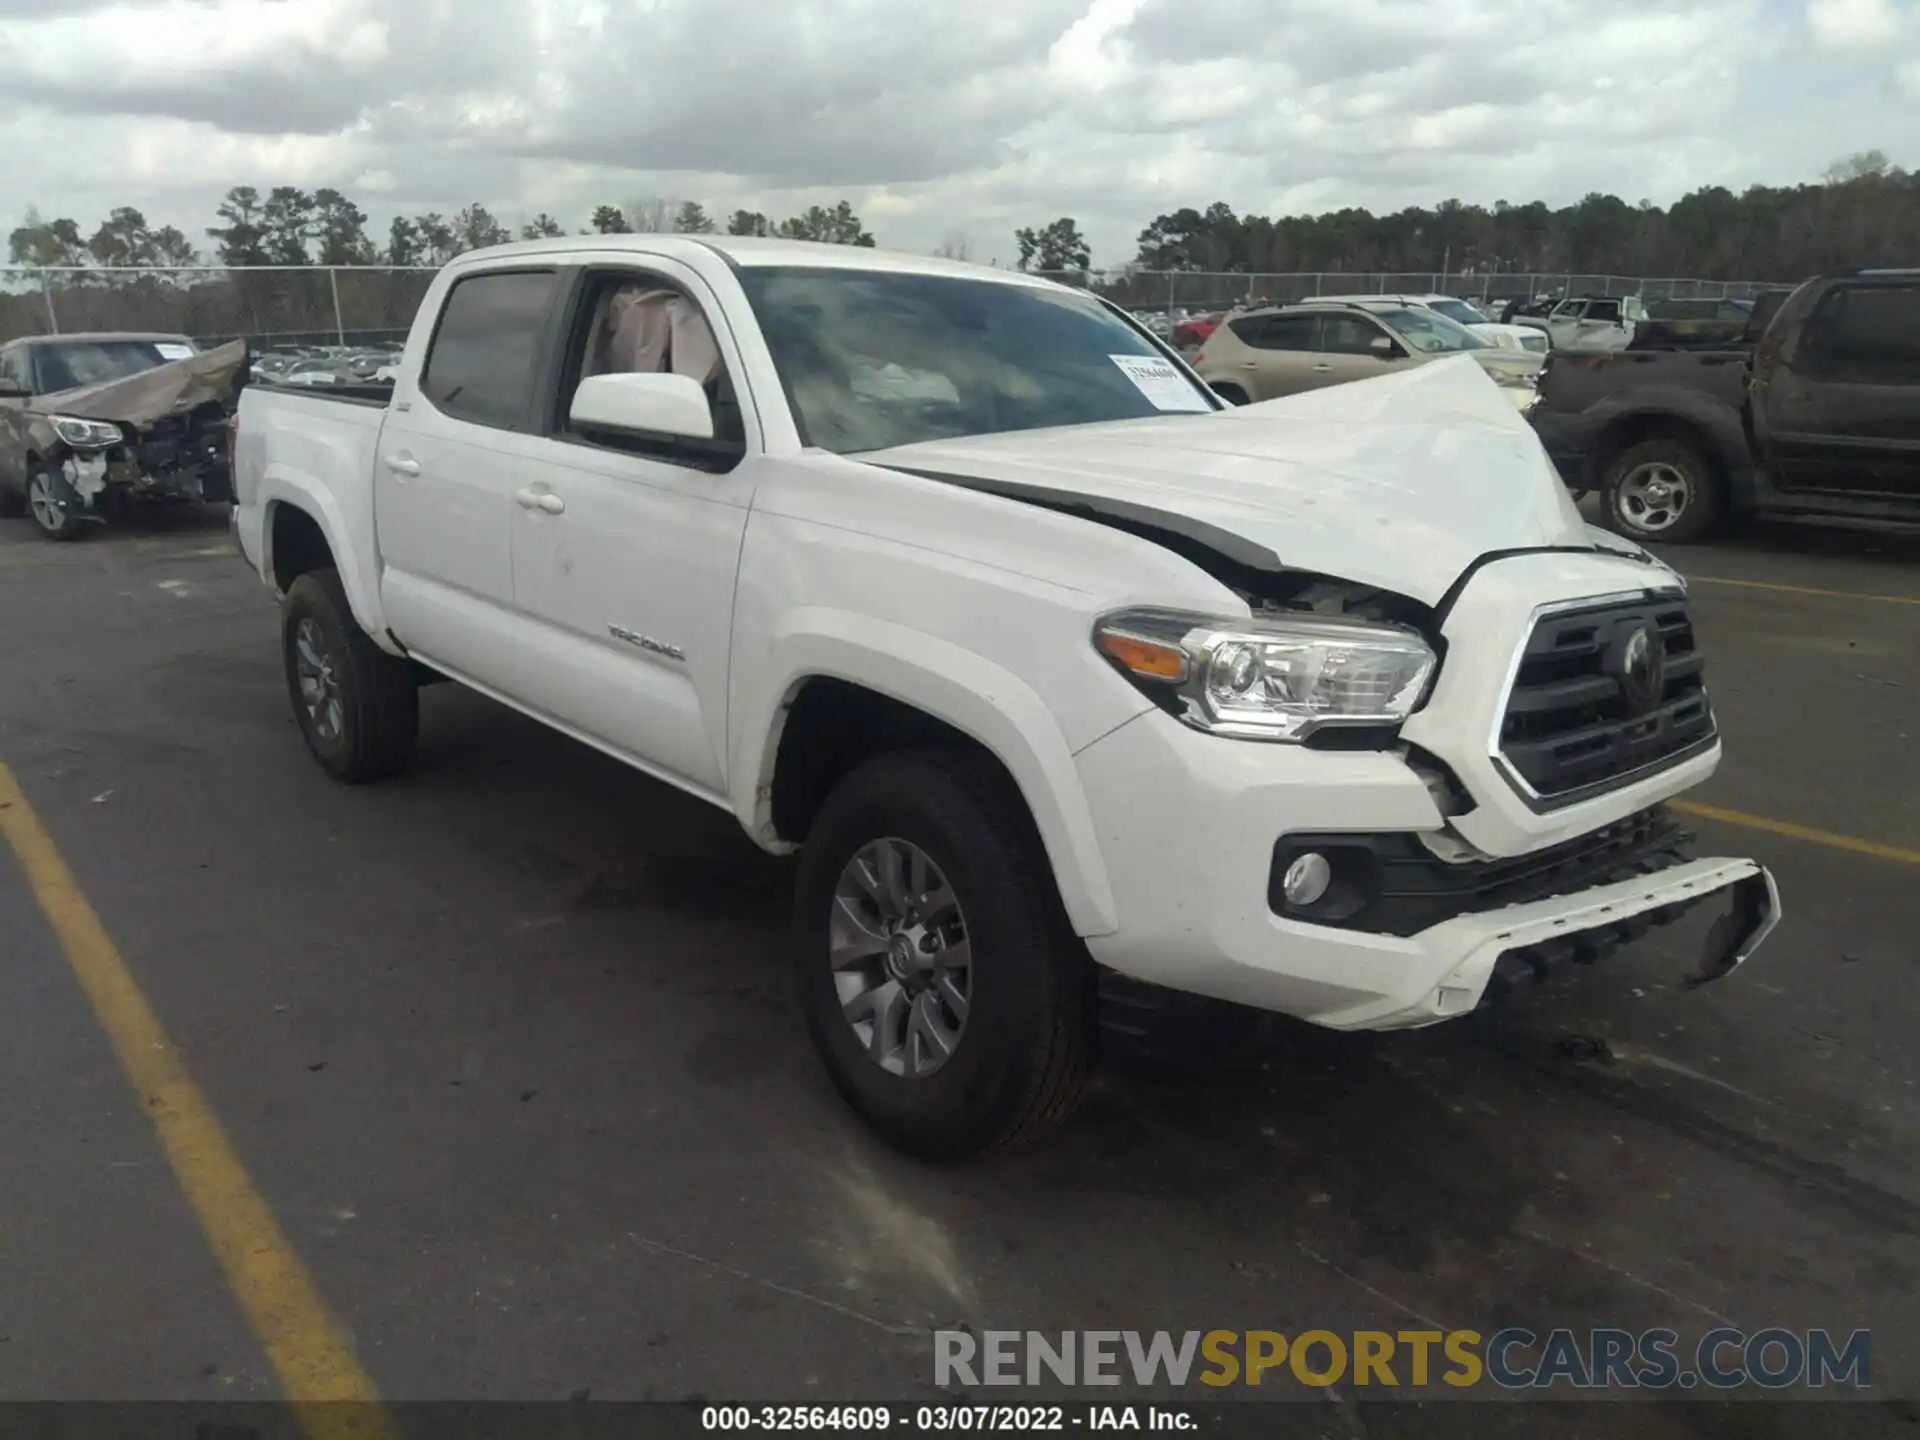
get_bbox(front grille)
[1496,594,1715,807]
[1269,807,1690,937]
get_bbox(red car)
[1172,312,1225,350]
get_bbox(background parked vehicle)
[1632,292,1799,351]
[1171,311,1225,351]
[1529,270,1920,541]
[1514,295,1649,353]
[1194,300,1542,407]
[1498,294,1560,326]
[0,333,243,540]
[1300,293,1549,353]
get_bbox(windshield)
[1375,308,1488,354]
[31,340,175,394]
[1426,298,1490,327]
[736,268,1215,453]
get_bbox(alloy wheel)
[829,837,972,1078]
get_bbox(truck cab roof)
[452,234,1065,289]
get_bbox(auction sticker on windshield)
[1110,354,1212,412]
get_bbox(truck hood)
[863,355,1597,608]
[27,340,246,429]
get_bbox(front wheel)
[1600,438,1724,544]
[281,567,419,783]
[26,464,86,541]
[793,749,1094,1158]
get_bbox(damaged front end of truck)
[5,340,246,541]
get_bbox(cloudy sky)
[2,0,1917,266]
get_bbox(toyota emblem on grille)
[1617,624,1667,712]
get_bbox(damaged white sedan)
[0,333,246,541]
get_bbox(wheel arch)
[734,617,1122,939]
[258,479,395,650]
[1586,397,1756,513]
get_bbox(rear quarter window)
[421,270,561,430]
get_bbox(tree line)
[7,151,1911,283]
[6,189,876,269]
[1007,151,1914,282]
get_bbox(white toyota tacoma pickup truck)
[232,236,1779,1158]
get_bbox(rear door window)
[420,269,561,430]
[1820,285,1920,382]
[1232,315,1315,350]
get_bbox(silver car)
[1193,301,1543,408]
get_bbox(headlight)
[1093,609,1437,742]
[49,415,124,449]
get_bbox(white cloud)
[1,0,1917,267]
[1805,0,1907,50]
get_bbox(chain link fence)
[1030,270,1789,315]
[0,265,436,347]
[1,264,1791,347]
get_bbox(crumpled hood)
[863,355,1596,608]
[27,339,246,429]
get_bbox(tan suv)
[1193,301,1542,408]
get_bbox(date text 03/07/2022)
[699,1404,1194,1432]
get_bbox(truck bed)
[1535,346,1750,415]
[233,380,390,636]
[247,380,394,408]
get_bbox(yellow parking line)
[1672,798,1920,867]
[0,763,399,1440]
[1688,575,1920,606]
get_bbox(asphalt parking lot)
[1,506,1916,1433]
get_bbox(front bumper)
[1072,549,1777,1031]
[1074,711,1779,1030]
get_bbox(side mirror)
[570,371,714,441]
[1369,335,1397,358]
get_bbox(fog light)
[1282,852,1333,907]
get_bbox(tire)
[793,748,1095,1158]
[26,463,86,541]
[280,567,419,783]
[1209,382,1251,406]
[1600,437,1724,544]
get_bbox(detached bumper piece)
[1482,866,1777,1006]
[1265,811,1781,1029]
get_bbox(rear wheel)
[793,749,1094,1158]
[1600,438,1724,544]
[280,567,419,783]
[26,464,86,541]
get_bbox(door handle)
[1311,363,1334,372]
[1240,361,1259,369]
[383,455,420,477]
[514,487,565,515]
